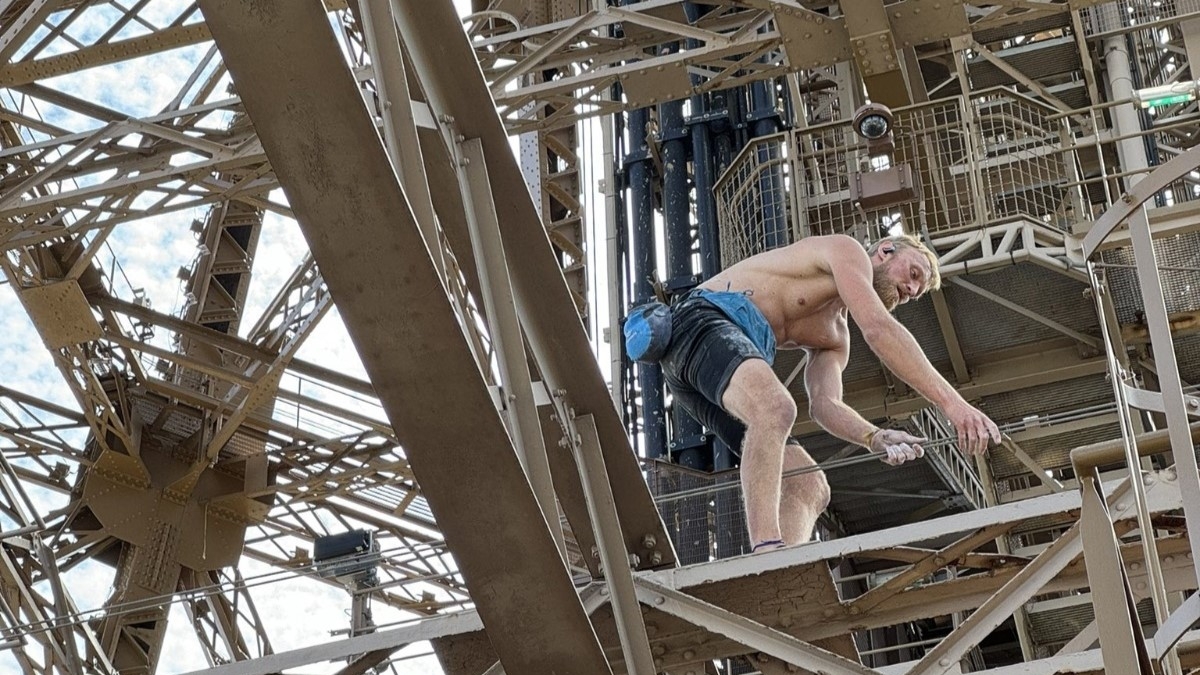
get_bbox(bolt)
[439,114,454,124]
[1189,398,1200,410]
[650,551,663,565]
[642,534,657,549]
[456,133,465,142]
[654,596,665,605]
[628,553,641,568]
[458,158,469,167]
[1123,194,1134,203]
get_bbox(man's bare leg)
[720,359,797,549]
[780,443,830,545]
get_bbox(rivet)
[1137,581,1147,590]
[683,650,695,660]
[654,596,665,605]
[1131,562,1142,570]
[850,606,861,615]
[1116,502,1127,510]
[939,658,951,666]
[1166,556,1175,564]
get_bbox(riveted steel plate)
[889,0,971,47]
[20,280,103,349]
[772,2,851,70]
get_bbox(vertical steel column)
[358,0,442,273]
[662,95,709,564]
[683,1,720,279]
[1128,206,1200,579]
[603,100,625,414]
[626,103,667,460]
[1104,33,1151,189]
[457,137,562,552]
[573,413,657,675]
[661,97,705,463]
[750,80,787,249]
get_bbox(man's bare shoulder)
[786,234,870,271]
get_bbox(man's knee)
[723,360,796,433]
[744,391,796,433]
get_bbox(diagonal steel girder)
[198,0,618,672]
[388,0,674,569]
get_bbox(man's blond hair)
[867,234,942,291]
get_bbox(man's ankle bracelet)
[752,539,784,552]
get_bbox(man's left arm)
[804,346,925,466]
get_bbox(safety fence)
[714,87,1183,265]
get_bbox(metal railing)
[715,88,1089,264]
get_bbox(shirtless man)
[659,233,1001,552]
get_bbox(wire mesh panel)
[646,462,750,563]
[895,99,980,235]
[714,133,794,267]
[971,90,1073,229]
[713,91,1081,260]
[1080,0,1200,36]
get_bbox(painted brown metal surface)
[198,0,612,672]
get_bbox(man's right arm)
[815,236,999,454]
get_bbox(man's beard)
[873,264,900,311]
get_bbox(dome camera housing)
[851,102,895,156]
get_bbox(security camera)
[852,102,895,156]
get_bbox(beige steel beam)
[199,1,615,672]
[390,0,674,571]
